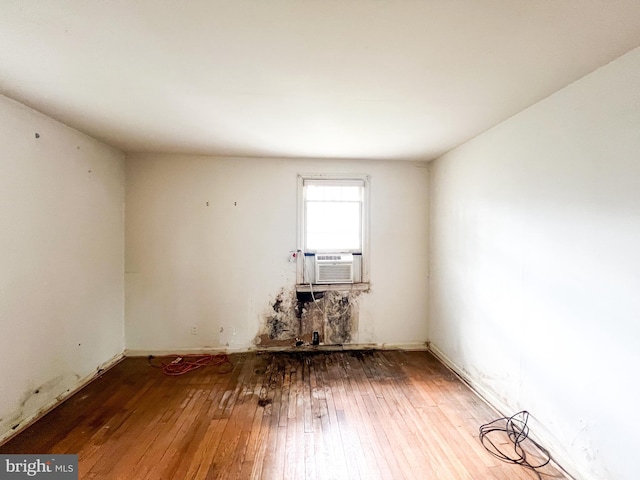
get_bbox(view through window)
[304,181,363,252]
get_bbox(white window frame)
[296,174,370,285]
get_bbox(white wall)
[125,155,429,352]
[0,95,125,441]
[429,47,640,480]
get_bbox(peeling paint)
[3,374,67,439]
[256,288,363,347]
[17,375,64,410]
[324,291,358,344]
[268,317,288,338]
[255,289,300,347]
[272,297,283,313]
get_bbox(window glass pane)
[306,201,361,250]
[306,185,362,201]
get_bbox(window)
[305,181,363,252]
[297,174,369,285]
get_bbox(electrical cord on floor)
[147,354,232,376]
[479,411,551,479]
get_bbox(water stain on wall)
[255,288,363,347]
[323,291,358,344]
[255,289,300,347]
[3,374,66,437]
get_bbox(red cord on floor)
[148,354,231,376]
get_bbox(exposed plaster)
[255,288,364,348]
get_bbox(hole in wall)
[255,288,362,347]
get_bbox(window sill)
[295,283,370,293]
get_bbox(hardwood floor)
[1,350,569,480]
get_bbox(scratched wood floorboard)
[0,351,569,480]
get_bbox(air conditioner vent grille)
[315,253,354,284]
[317,255,342,261]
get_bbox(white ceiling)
[2,1,640,161]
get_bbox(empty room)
[1,2,639,479]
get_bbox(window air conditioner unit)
[315,253,354,284]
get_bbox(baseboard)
[0,352,125,446]
[376,342,430,351]
[428,344,582,480]
[428,344,513,414]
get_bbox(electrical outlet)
[191,325,198,335]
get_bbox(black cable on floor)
[479,411,551,479]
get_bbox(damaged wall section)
[256,289,299,347]
[255,288,363,348]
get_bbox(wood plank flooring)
[0,350,569,480]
